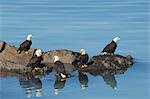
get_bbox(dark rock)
[85,54,134,75]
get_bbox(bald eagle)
[101,37,120,55]
[72,49,89,68]
[53,56,71,80]
[26,49,43,70]
[17,34,32,54]
[79,49,89,66]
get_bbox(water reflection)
[89,70,118,90]
[19,74,42,98]
[102,73,118,90]
[78,71,88,90]
[0,63,131,98]
[54,78,66,95]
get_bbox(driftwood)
[0,41,134,75]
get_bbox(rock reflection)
[86,61,132,90]
[102,72,118,90]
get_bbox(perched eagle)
[101,37,120,55]
[53,56,70,80]
[72,49,89,68]
[26,49,43,70]
[17,34,32,54]
[79,49,89,68]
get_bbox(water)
[0,0,149,99]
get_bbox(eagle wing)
[102,41,117,53]
[20,40,32,49]
[80,54,89,64]
[26,56,38,67]
[54,61,65,73]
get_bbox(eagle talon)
[34,67,40,71]
[17,50,21,54]
[25,51,29,54]
[81,64,88,68]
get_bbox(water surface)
[0,0,149,99]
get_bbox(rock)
[85,54,134,75]
[43,49,78,64]
[0,41,79,73]
[0,41,134,75]
[0,42,35,71]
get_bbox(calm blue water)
[0,0,149,99]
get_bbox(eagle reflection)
[19,74,42,98]
[78,71,88,89]
[54,78,66,95]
